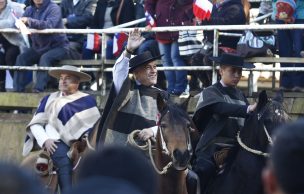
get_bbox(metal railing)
[1,23,304,95]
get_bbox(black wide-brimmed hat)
[209,53,255,69]
[129,51,162,72]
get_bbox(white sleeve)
[151,126,158,137]
[30,124,49,148]
[113,53,130,94]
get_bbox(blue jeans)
[51,141,72,193]
[277,19,304,88]
[13,47,67,92]
[158,41,187,93]
[137,39,158,55]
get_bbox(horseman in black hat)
[192,53,258,192]
[96,29,168,146]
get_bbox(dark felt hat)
[209,53,255,69]
[129,51,162,72]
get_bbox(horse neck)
[155,131,188,194]
[158,170,188,194]
[241,115,267,150]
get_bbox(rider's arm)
[113,29,145,94]
[113,51,131,94]
[209,102,248,118]
[30,124,49,148]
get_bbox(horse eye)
[160,124,167,128]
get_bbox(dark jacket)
[61,0,95,42]
[61,0,95,29]
[24,0,69,54]
[193,82,249,151]
[201,0,246,49]
[145,0,194,42]
[91,0,135,29]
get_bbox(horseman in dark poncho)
[96,29,168,146]
[192,53,257,192]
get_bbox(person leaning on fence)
[82,0,136,60]
[22,65,100,192]
[145,0,193,96]
[195,0,248,50]
[96,29,168,146]
[273,0,304,92]
[0,0,27,92]
[13,0,70,93]
[81,0,136,90]
[60,0,96,58]
[262,120,304,194]
[191,53,257,192]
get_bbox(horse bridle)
[237,101,283,157]
[149,108,192,174]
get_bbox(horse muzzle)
[172,149,191,170]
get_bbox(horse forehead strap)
[157,107,170,125]
[258,100,272,120]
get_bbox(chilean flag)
[193,0,213,21]
[113,32,128,57]
[145,11,156,27]
[86,33,101,52]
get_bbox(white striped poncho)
[23,91,100,156]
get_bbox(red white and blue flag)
[145,11,156,27]
[86,33,101,52]
[113,32,128,57]
[193,0,213,21]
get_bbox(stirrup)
[35,151,53,176]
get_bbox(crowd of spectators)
[0,0,303,94]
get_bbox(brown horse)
[149,95,200,194]
[20,119,100,193]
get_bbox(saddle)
[35,139,88,176]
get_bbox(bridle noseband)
[150,107,192,174]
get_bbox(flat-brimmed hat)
[49,65,91,82]
[129,51,162,72]
[209,53,255,69]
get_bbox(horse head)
[239,90,289,157]
[156,94,193,171]
[257,90,289,128]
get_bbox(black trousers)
[0,35,20,83]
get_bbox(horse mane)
[164,101,191,123]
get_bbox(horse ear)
[273,90,284,103]
[178,96,191,112]
[157,94,167,112]
[257,90,268,112]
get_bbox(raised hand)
[126,28,145,53]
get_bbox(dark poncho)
[193,82,249,151]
